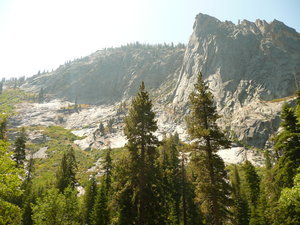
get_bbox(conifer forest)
[1,73,299,225]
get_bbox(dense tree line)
[0,73,299,224]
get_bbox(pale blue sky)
[0,0,299,78]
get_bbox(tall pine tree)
[230,165,249,225]
[274,103,300,190]
[83,175,97,225]
[186,72,232,225]
[13,127,26,168]
[242,160,260,208]
[265,96,300,224]
[103,147,112,194]
[38,88,44,103]
[91,183,110,225]
[160,134,181,224]
[56,147,77,192]
[90,148,113,225]
[120,82,165,224]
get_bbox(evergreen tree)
[242,161,260,207]
[113,156,136,225]
[242,161,260,225]
[0,117,7,140]
[83,176,97,225]
[0,82,3,94]
[278,170,300,225]
[90,147,113,225]
[119,82,165,224]
[0,139,23,224]
[99,122,105,135]
[185,184,204,225]
[186,72,232,225]
[56,147,77,192]
[24,156,34,185]
[22,190,34,225]
[38,87,44,103]
[103,147,112,193]
[160,134,181,224]
[13,127,26,168]
[295,89,300,123]
[91,183,110,225]
[264,150,272,170]
[230,165,249,225]
[22,156,35,225]
[274,103,300,190]
[107,118,114,133]
[32,187,80,225]
[264,96,300,224]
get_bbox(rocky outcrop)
[173,13,300,148]
[23,44,185,105]
[21,13,300,149]
[174,13,299,106]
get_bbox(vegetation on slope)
[0,79,299,224]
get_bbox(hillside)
[1,12,300,224]
[23,43,185,104]
[20,14,300,149]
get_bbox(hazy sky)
[0,0,299,78]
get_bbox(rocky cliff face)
[174,13,300,106]
[22,13,300,149]
[173,13,300,148]
[23,44,185,104]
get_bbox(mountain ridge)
[21,13,300,148]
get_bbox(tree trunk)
[181,154,187,225]
[206,137,221,225]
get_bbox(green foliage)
[38,88,44,103]
[13,127,27,168]
[0,140,23,224]
[32,187,80,225]
[118,82,165,224]
[99,122,105,135]
[274,103,300,190]
[22,189,35,225]
[230,165,250,225]
[242,160,260,207]
[186,72,232,225]
[103,147,112,193]
[267,95,295,103]
[27,126,92,190]
[90,147,113,225]
[91,183,110,225]
[0,116,7,141]
[278,170,300,225]
[279,103,297,132]
[43,125,79,141]
[159,134,182,224]
[56,147,78,192]
[186,73,230,150]
[112,154,136,225]
[0,88,36,115]
[255,96,300,224]
[0,199,23,225]
[1,78,299,225]
[82,176,97,225]
[107,118,114,133]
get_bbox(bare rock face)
[173,13,300,148]
[174,13,299,105]
[23,44,185,105]
[21,13,300,149]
